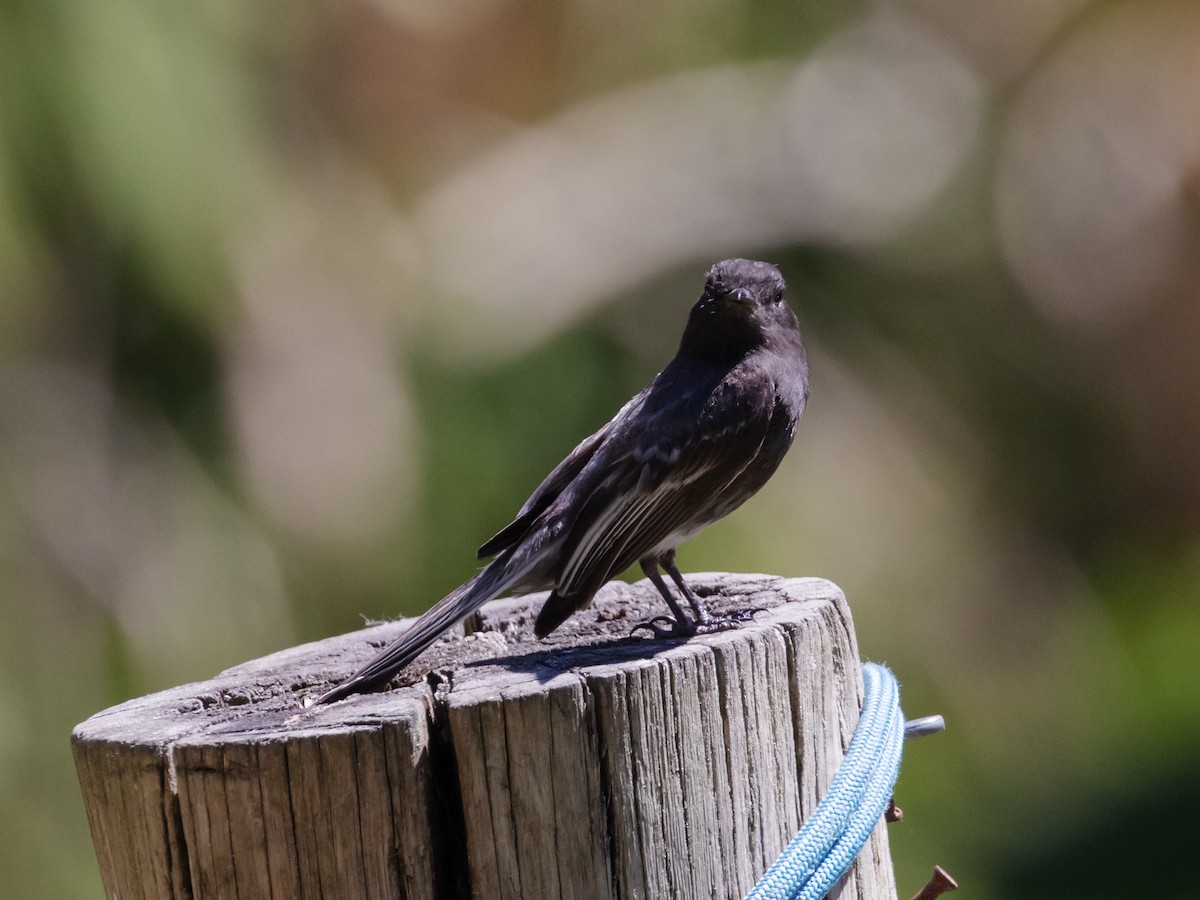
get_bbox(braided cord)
[745,663,905,900]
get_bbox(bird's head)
[679,258,798,362]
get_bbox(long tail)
[316,555,523,704]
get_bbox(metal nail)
[911,865,958,899]
[885,798,904,823]
[904,715,946,740]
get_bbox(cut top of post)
[72,574,896,900]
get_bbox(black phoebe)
[317,258,808,704]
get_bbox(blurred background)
[2,0,1199,896]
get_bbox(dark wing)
[553,374,779,600]
[477,402,631,559]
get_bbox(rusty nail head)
[911,865,958,900]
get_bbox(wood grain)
[73,574,897,899]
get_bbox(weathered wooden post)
[73,574,897,899]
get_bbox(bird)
[316,258,809,704]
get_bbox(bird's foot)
[630,615,696,640]
[630,607,764,639]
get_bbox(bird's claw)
[630,616,696,640]
[630,608,764,640]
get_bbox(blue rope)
[745,663,906,900]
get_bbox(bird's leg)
[631,552,762,639]
[662,549,762,633]
[661,549,712,625]
[631,557,697,638]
